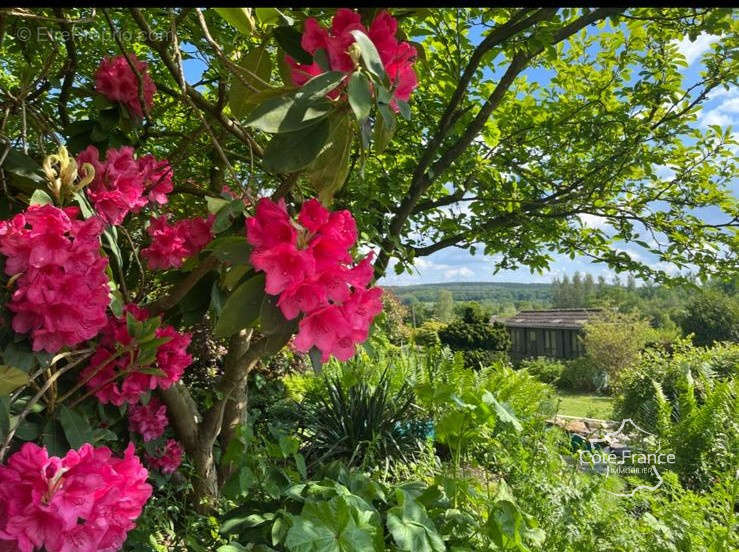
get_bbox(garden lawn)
[556,392,614,419]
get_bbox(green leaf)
[482,392,522,432]
[260,294,288,335]
[213,200,245,234]
[73,191,95,218]
[30,189,54,206]
[58,405,94,449]
[243,93,331,134]
[0,365,29,395]
[386,494,445,552]
[263,118,331,173]
[349,30,388,84]
[304,112,354,202]
[206,236,252,265]
[2,342,35,372]
[273,26,312,65]
[230,46,274,118]
[215,8,255,36]
[373,112,396,154]
[255,7,293,27]
[215,274,266,338]
[15,419,40,441]
[3,149,45,192]
[0,396,10,442]
[102,226,123,273]
[347,72,372,123]
[41,419,68,456]
[396,100,411,121]
[217,544,247,552]
[206,195,230,214]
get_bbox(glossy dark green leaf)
[0,365,29,395]
[58,405,94,449]
[41,419,68,457]
[230,46,274,118]
[347,72,372,122]
[262,118,331,173]
[350,30,388,83]
[206,236,252,264]
[215,8,255,35]
[273,26,312,65]
[215,274,266,338]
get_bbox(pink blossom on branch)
[147,439,183,474]
[81,305,192,406]
[128,397,168,442]
[245,197,383,362]
[94,53,156,119]
[285,9,418,109]
[77,145,173,225]
[0,205,110,353]
[140,214,214,270]
[0,442,151,552]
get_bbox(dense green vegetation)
[0,5,736,552]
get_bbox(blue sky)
[183,18,736,287]
[378,29,737,286]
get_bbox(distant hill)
[385,281,552,304]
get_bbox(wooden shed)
[498,309,602,360]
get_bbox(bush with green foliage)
[519,357,565,385]
[438,306,510,369]
[679,289,739,346]
[614,339,739,430]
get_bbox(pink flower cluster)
[0,205,109,353]
[286,9,417,109]
[81,304,192,406]
[146,439,183,475]
[246,198,383,362]
[77,146,173,226]
[0,442,151,552]
[94,54,156,119]
[140,214,214,270]
[128,397,168,442]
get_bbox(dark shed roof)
[500,309,602,330]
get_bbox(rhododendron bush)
[0,8,404,548]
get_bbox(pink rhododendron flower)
[77,146,173,225]
[251,243,316,296]
[0,205,109,353]
[81,305,192,406]
[245,197,296,250]
[285,9,417,108]
[147,439,183,474]
[95,54,156,119]
[0,442,151,552]
[245,197,383,362]
[141,214,214,270]
[128,398,168,442]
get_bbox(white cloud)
[673,32,720,66]
[700,86,739,129]
[614,248,643,262]
[443,267,474,280]
[579,213,608,229]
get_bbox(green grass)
[556,392,614,419]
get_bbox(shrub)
[652,373,737,490]
[581,309,654,389]
[413,320,445,347]
[559,357,604,392]
[679,289,739,346]
[519,357,565,385]
[438,306,510,369]
[613,339,738,430]
[298,370,427,469]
